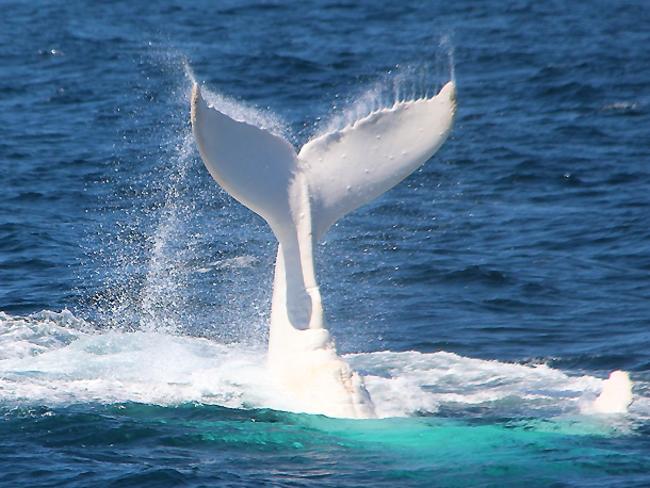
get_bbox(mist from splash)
[319,36,456,136]
[184,60,289,139]
[137,132,195,333]
[86,50,274,344]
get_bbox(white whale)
[191,80,456,418]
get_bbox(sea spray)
[85,50,274,344]
[138,132,195,333]
[319,38,456,137]
[437,34,455,86]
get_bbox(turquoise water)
[1,0,649,486]
[1,402,647,486]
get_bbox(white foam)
[0,310,88,360]
[349,350,602,418]
[0,311,646,421]
[0,311,279,410]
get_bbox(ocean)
[1,0,649,486]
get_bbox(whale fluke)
[191,81,456,418]
[300,81,456,239]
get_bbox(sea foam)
[0,310,644,421]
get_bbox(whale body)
[191,81,456,418]
[592,370,634,414]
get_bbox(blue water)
[1,0,650,486]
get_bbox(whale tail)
[191,81,456,418]
[191,82,456,242]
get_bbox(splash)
[320,64,444,136]
[138,132,196,333]
[0,310,645,422]
[178,54,288,136]
[86,51,273,344]
[197,83,289,138]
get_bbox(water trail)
[199,84,289,138]
[182,58,197,85]
[138,132,195,333]
[320,37,456,137]
[84,49,274,343]
[438,34,455,84]
[135,56,277,341]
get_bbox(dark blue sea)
[1,1,649,486]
